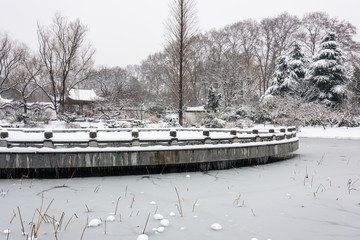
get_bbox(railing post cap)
[44,130,53,139]
[203,129,210,136]
[170,128,177,138]
[1,131,9,139]
[132,128,139,138]
[89,130,97,139]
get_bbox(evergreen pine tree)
[350,66,360,103]
[288,41,306,83]
[308,32,347,107]
[207,87,220,112]
[261,42,306,102]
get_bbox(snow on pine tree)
[308,32,347,107]
[261,41,306,103]
[350,66,360,103]
[261,57,297,103]
[288,41,306,88]
[207,86,221,112]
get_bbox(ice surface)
[0,135,359,239]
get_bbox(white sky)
[0,0,359,68]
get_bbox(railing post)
[170,129,178,145]
[252,129,261,142]
[43,130,54,148]
[131,129,140,146]
[279,128,286,140]
[203,129,211,144]
[286,127,292,139]
[268,129,276,141]
[0,130,8,147]
[230,129,239,143]
[89,129,98,147]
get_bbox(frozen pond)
[0,138,359,240]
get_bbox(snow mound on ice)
[160,219,170,226]
[211,223,222,230]
[88,218,101,227]
[137,234,149,240]
[153,213,164,220]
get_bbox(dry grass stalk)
[64,215,73,231]
[17,206,25,234]
[80,221,87,240]
[154,206,158,214]
[94,185,101,193]
[232,166,239,174]
[192,200,198,213]
[70,169,77,179]
[52,216,58,240]
[313,184,326,197]
[233,194,241,206]
[114,196,121,215]
[130,194,135,208]
[317,153,325,165]
[145,166,150,175]
[119,213,122,222]
[251,208,256,216]
[160,165,167,174]
[311,175,314,188]
[125,186,128,198]
[85,204,90,212]
[142,213,150,234]
[347,178,358,194]
[9,211,16,224]
[104,220,107,235]
[174,187,183,217]
[58,212,65,230]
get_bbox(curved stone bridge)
[0,127,299,178]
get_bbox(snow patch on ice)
[106,215,115,222]
[88,218,101,227]
[210,223,222,230]
[160,219,170,226]
[153,213,164,220]
[137,234,149,240]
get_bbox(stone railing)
[0,127,296,149]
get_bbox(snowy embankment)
[297,126,360,140]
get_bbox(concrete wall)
[0,138,298,178]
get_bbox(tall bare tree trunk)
[166,0,197,126]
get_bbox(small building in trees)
[184,106,206,126]
[66,89,103,116]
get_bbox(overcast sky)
[0,0,359,68]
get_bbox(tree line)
[1,2,360,127]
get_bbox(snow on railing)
[0,127,296,149]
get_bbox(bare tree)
[165,0,198,125]
[12,50,41,113]
[0,34,26,95]
[36,13,95,115]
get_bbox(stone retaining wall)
[0,137,298,178]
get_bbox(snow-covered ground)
[0,128,359,240]
[298,126,360,140]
